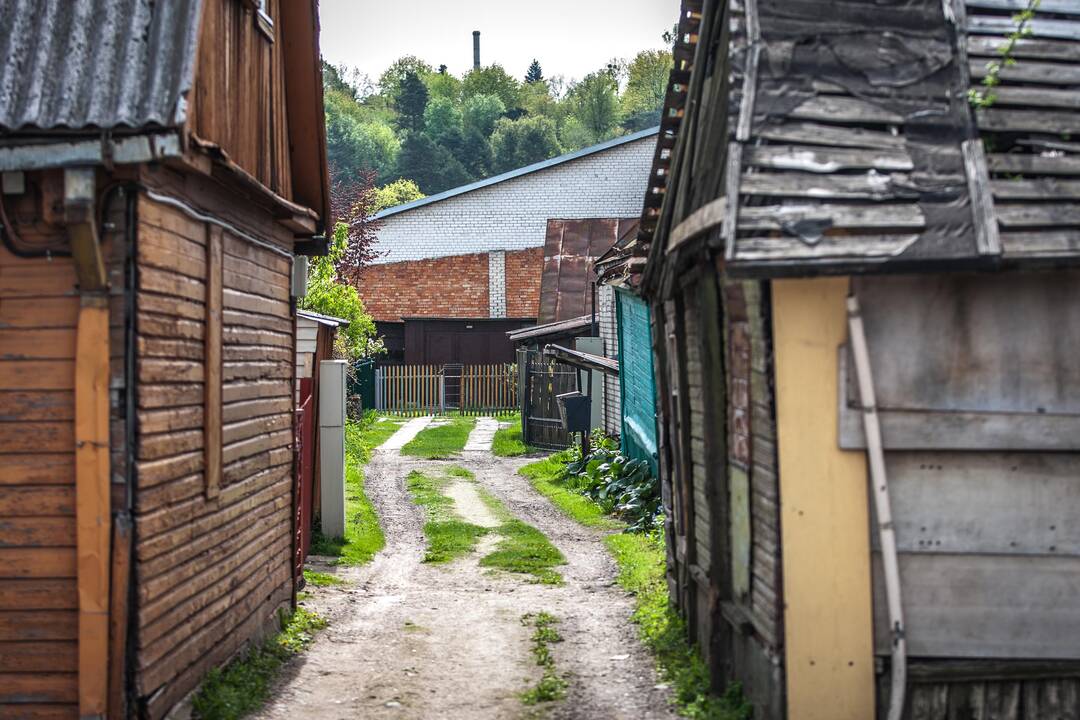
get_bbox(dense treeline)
[323,48,673,198]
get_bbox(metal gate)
[519,348,579,450]
[349,358,376,413]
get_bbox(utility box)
[556,391,591,433]
[318,360,347,538]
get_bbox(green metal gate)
[616,288,659,474]
[349,359,376,413]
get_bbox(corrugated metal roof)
[0,0,202,132]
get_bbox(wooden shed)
[627,1,1080,718]
[0,1,329,717]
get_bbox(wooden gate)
[519,348,579,450]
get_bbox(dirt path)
[257,427,674,720]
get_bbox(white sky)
[318,0,682,86]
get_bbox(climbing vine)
[968,0,1041,108]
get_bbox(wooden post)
[76,295,111,718]
[108,513,133,718]
[205,226,223,499]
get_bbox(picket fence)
[374,363,518,415]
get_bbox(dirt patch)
[256,446,674,720]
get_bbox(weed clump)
[520,612,568,705]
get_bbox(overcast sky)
[318,0,682,86]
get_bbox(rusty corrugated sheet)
[538,218,639,324]
[0,0,202,132]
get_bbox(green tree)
[424,97,466,154]
[324,90,400,183]
[462,64,522,111]
[462,93,506,137]
[300,224,382,360]
[460,127,494,178]
[373,179,425,212]
[490,116,562,173]
[621,50,673,131]
[396,71,429,133]
[566,70,622,145]
[396,132,473,194]
[525,59,544,84]
[378,55,434,100]
[424,70,462,103]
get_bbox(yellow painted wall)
[771,277,875,720]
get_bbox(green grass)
[605,535,751,719]
[520,612,568,705]
[400,415,477,458]
[519,454,623,530]
[408,469,565,583]
[523,451,751,719]
[310,413,403,564]
[407,470,490,563]
[491,414,539,457]
[191,608,327,720]
[302,569,348,587]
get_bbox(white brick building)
[372,127,658,264]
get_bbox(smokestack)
[472,31,481,70]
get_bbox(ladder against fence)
[374,363,517,415]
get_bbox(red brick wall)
[505,247,543,318]
[356,248,545,322]
[356,252,490,321]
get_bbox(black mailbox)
[556,391,591,433]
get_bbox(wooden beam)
[108,513,132,718]
[75,295,110,717]
[206,226,224,500]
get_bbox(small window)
[255,0,274,41]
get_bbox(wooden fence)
[374,363,517,415]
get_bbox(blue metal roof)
[375,126,661,219]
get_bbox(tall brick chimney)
[472,31,481,69]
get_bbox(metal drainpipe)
[846,294,907,720]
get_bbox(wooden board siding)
[0,239,78,713]
[191,0,293,199]
[132,193,295,718]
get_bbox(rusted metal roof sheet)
[539,218,638,325]
[0,0,202,133]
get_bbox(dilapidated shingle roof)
[0,0,202,133]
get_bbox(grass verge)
[302,569,348,587]
[491,414,539,457]
[408,468,566,583]
[401,415,477,459]
[519,454,623,530]
[310,413,403,564]
[522,453,750,719]
[191,608,327,720]
[520,612,568,705]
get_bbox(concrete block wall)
[372,133,655,264]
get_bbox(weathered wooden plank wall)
[131,192,295,718]
[191,0,293,198]
[0,218,79,714]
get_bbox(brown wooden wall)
[131,188,295,718]
[0,240,80,714]
[653,261,785,718]
[191,0,293,199]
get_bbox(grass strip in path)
[191,608,327,720]
[519,453,623,530]
[407,470,490,562]
[407,466,566,583]
[311,413,404,564]
[520,612,568,705]
[401,415,477,459]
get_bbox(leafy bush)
[564,430,661,533]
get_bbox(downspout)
[65,167,112,719]
[846,294,906,720]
